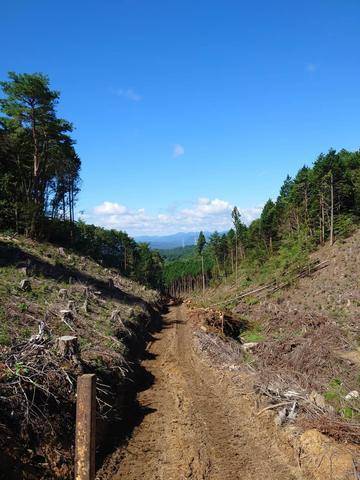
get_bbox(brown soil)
[98,305,301,480]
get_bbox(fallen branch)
[257,401,294,416]
[210,259,329,307]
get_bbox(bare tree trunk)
[320,193,325,245]
[330,171,334,246]
[235,234,238,283]
[31,109,40,183]
[304,187,309,236]
[201,254,205,294]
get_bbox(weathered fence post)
[75,374,96,480]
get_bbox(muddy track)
[99,306,302,480]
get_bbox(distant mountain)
[135,231,213,249]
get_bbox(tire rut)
[100,305,302,480]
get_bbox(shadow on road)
[96,307,170,472]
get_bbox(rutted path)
[101,306,301,480]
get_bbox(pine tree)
[197,231,206,293]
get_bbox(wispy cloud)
[173,144,185,158]
[87,198,263,235]
[113,88,142,102]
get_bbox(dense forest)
[0,72,163,289]
[165,149,360,296]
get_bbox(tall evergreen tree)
[197,231,206,293]
[0,72,79,236]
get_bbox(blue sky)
[2,0,360,235]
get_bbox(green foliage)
[334,213,358,238]
[324,378,343,402]
[0,72,80,236]
[0,306,10,346]
[241,324,265,342]
[0,72,165,291]
[18,303,28,313]
[163,252,214,287]
[1,72,360,295]
[197,231,206,255]
[0,323,10,346]
[165,148,360,295]
[322,378,358,420]
[14,362,29,376]
[340,407,355,419]
[48,219,165,290]
[158,245,196,261]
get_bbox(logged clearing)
[99,305,300,480]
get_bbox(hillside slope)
[0,235,162,480]
[190,231,360,448]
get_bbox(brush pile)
[187,306,245,338]
[194,330,243,368]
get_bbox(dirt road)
[102,306,301,480]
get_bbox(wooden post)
[75,374,96,480]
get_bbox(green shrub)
[241,324,265,342]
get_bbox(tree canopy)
[0,72,163,290]
[165,148,360,295]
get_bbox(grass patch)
[241,324,265,343]
[0,325,10,346]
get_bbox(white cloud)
[182,198,232,218]
[89,198,262,236]
[173,144,185,158]
[114,88,142,102]
[94,201,128,215]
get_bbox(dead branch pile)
[255,320,349,390]
[299,414,360,445]
[254,375,343,427]
[0,333,77,431]
[194,330,243,367]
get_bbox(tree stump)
[19,279,31,291]
[68,300,76,311]
[82,299,89,313]
[110,310,120,323]
[59,288,68,299]
[56,335,79,358]
[19,266,30,275]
